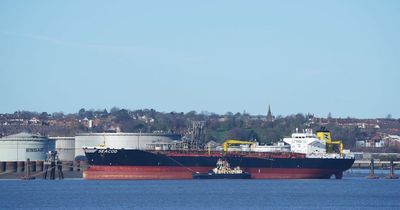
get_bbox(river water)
[0,171,399,209]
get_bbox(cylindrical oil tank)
[0,133,55,161]
[74,133,181,159]
[51,137,75,161]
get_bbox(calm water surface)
[0,174,399,209]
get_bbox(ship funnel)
[316,127,332,143]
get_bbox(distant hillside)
[1,108,400,152]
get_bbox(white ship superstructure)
[283,129,329,157]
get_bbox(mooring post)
[57,161,64,180]
[386,160,398,179]
[43,162,49,179]
[22,158,35,180]
[25,159,30,178]
[367,159,379,179]
[50,156,56,180]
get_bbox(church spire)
[266,104,273,122]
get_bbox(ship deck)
[148,150,306,159]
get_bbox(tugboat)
[192,158,251,179]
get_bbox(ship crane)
[223,140,256,153]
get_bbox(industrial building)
[0,132,182,162]
[0,133,55,161]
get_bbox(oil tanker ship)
[83,128,355,180]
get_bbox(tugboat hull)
[192,172,251,179]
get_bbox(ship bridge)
[283,129,326,155]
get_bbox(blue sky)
[0,1,399,118]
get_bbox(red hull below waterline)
[83,166,343,180]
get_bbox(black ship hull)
[83,148,355,180]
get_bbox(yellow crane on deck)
[223,140,256,153]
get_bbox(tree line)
[1,108,400,152]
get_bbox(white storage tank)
[75,133,181,159]
[0,133,55,161]
[50,136,75,161]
